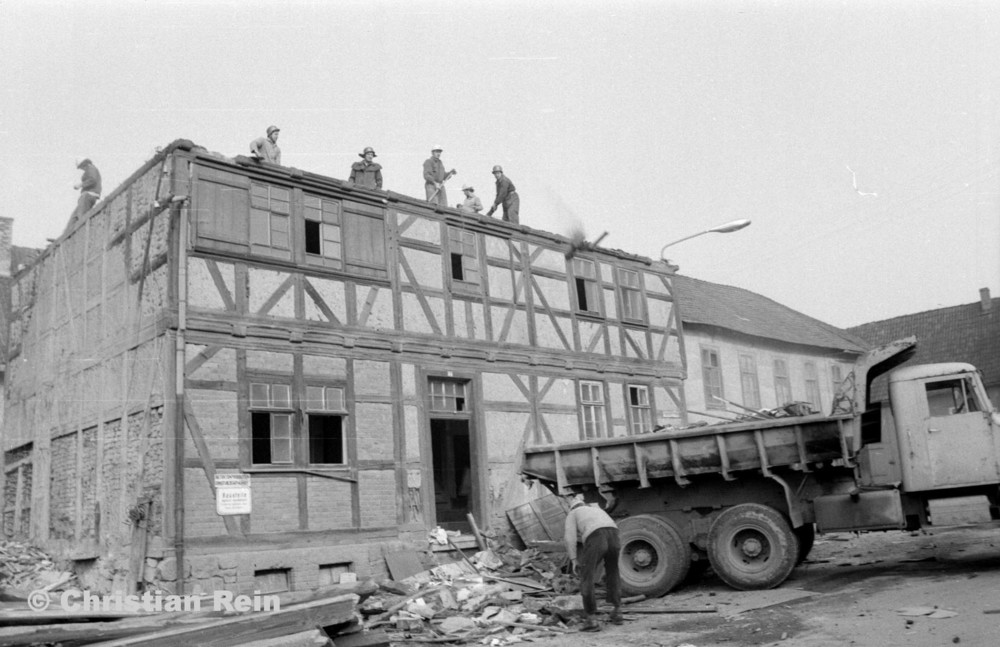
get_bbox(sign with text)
[215,474,252,515]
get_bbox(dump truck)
[521,337,1000,596]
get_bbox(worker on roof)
[563,493,623,632]
[70,157,102,228]
[423,146,454,207]
[250,125,281,165]
[486,165,519,224]
[457,184,483,214]
[349,147,383,190]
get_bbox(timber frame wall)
[2,140,686,594]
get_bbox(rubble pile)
[0,540,77,598]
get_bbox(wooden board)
[506,494,568,544]
[383,550,425,582]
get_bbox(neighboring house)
[672,275,870,422]
[1,140,686,595]
[848,289,1000,405]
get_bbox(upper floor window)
[773,358,792,406]
[803,361,822,411]
[250,381,294,464]
[702,347,724,408]
[573,259,601,314]
[739,353,761,410]
[448,227,480,287]
[303,194,342,270]
[304,385,347,464]
[618,268,645,322]
[250,183,292,260]
[627,384,652,434]
[830,364,843,391]
[579,380,606,438]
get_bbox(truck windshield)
[925,377,981,417]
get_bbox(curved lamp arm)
[659,219,751,261]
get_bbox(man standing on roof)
[71,157,102,226]
[457,184,483,214]
[250,125,281,165]
[349,147,383,190]
[423,146,454,207]
[564,493,623,632]
[486,165,519,224]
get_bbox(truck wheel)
[707,504,799,590]
[794,523,816,564]
[618,515,691,597]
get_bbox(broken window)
[739,353,761,410]
[249,183,292,260]
[701,348,724,409]
[429,379,468,412]
[618,268,645,322]
[627,384,652,434]
[573,259,601,314]
[249,381,348,467]
[580,380,606,438]
[448,227,480,285]
[773,358,792,406]
[303,194,342,270]
[804,361,822,411]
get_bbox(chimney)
[981,287,992,313]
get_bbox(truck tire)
[707,503,799,591]
[794,523,816,564]
[618,515,691,598]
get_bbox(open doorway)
[427,378,475,532]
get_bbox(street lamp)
[659,219,752,261]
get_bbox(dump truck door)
[897,374,1000,490]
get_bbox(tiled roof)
[848,294,1000,388]
[672,274,869,353]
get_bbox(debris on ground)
[0,540,78,600]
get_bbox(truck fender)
[765,472,806,528]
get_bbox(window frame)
[249,182,293,260]
[617,268,646,323]
[701,346,725,409]
[738,353,762,410]
[773,358,792,406]
[579,380,607,439]
[447,226,481,291]
[303,193,343,270]
[626,384,653,434]
[803,361,822,411]
[571,258,603,316]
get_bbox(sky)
[1,0,997,329]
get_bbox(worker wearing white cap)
[423,145,454,207]
[457,184,483,214]
[250,125,281,165]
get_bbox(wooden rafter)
[254,274,295,317]
[302,278,342,325]
[204,260,236,312]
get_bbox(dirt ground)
[524,524,1000,647]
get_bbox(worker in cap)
[457,183,483,214]
[69,157,102,230]
[423,145,455,207]
[349,146,383,190]
[487,165,519,224]
[563,493,623,631]
[250,125,281,165]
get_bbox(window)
[627,385,652,434]
[573,259,601,314]
[249,381,347,467]
[429,379,467,412]
[579,381,606,438]
[739,354,761,409]
[831,364,843,392]
[304,194,342,269]
[773,359,792,406]
[701,348,724,409]
[250,382,293,464]
[618,269,645,322]
[305,385,347,464]
[804,362,822,411]
[250,183,292,260]
[926,378,981,417]
[448,227,480,285]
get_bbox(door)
[919,376,999,489]
[427,378,476,532]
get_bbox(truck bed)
[522,413,857,491]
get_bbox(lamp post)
[659,219,751,261]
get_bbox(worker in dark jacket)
[71,157,102,225]
[423,146,454,207]
[250,125,281,165]
[486,165,519,224]
[349,147,383,190]
[563,493,623,631]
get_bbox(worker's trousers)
[579,526,621,616]
[501,193,520,224]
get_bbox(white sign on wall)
[215,474,252,515]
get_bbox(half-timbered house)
[2,140,686,595]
